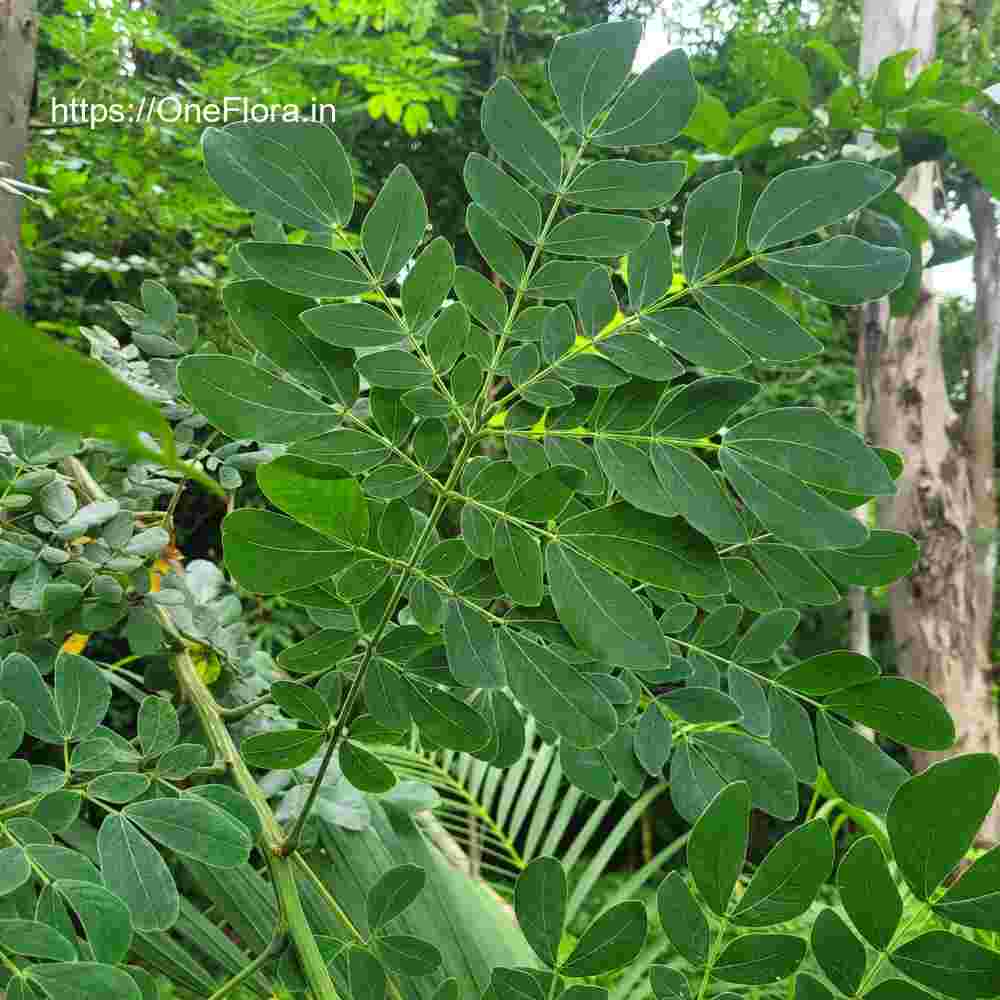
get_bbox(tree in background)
[0,0,38,313]
[669,0,1000,839]
[855,0,1000,838]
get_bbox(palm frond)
[380,721,677,920]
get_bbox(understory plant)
[1,17,999,1000]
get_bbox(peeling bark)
[0,0,37,313]
[860,0,1000,842]
[967,183,1000,654]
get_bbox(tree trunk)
[967,183,1000,657]
[859,0,1000,841]
[0,0,37,313]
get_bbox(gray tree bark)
[859,0,1000,841]
[0,0,38,313]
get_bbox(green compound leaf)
[811,530,919,587]
[401,675,491,752]
[87,772,151,805]
[468,204,525,287]
[778,650,880,695]
[568,161,686,211]
[178,355,340,443]
[747,161,896,251]
[865,981,939,1000]
[455,265,508,330]
[137,697,178,759]
[54,880,133,964]
[720,447,869,550]
[527,261,603,299]
[546,542,668,670]
[560,504,728,596]
[725,407,896,496]
[293,428,389,473]
[688,781,749,916]
[768,688,817,783]
[657,871,709,963]
[53,652,109,742]
[515,857,567,967]
[890,932,1000,1000]
[277,629,358,674]
[651,966,692,1000]
[362,165,429,283]
[271,681,331,728]
[464,153,542,241]
[655,377,760,440]
[123,798,252,868]
[714,934,806,985]
[548,20,641,135]
[222,509,353,595]
[97,815,179,932]
[258,456,368,546]
[817,712,908,814]
[811,908,866,996]
[340,740,396,793]
[241,729,326,769]
[348,946,388,1000]
[0,845,32,896]
[203,121,353,230]
[507,465,585,521]
[642,308,751,371]
[427,303,470,373]
[697,285,822,363]
[498,629,617,749]
[356,350,433,390]
[0,654,62,745]
[493,521,544,607]
[224,280,359,402]
[888,754,1000,900]
[837,835,902,950]
[592,49,698,147]
[629,223,674,312]
[824,677,955,751]
[731,819,833,926]
[301,301,403,349]
[760,236,910,306]
[650,443,746,545]
[367,863,426,933]
[0,700,25,760]
[683,170,741,283]
[635,704,672,776]
[561,900,647,977]
[240,242,370,298]
[29,963,143,1000]
[733,609,800,663]
[482,78,562,192]
[0,918,77,961]
[546,213,654,258]
[444,601,504,689]
[376,934,443,976]
[934,843,1000,931]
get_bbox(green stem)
[804,785,822,822]
[856,897,933,994]
[284,434,479,850]
[167,628,343,1000]
[489,252,760,417]
[671,637,826,711]
[695,915,729,1000]
[206,927,287,1000]
[475,140,590,425]
[336,228,470,434]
